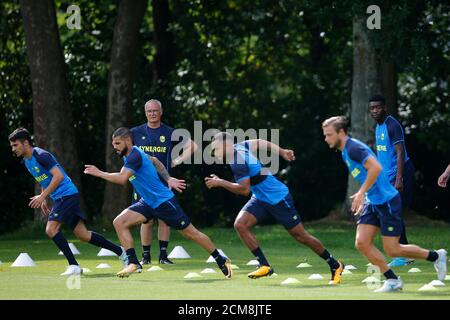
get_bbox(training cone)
[206,249,229,263]
[82,268,92,273]
[281,278,300,285]
[445,275,450,281]
[147,266,164,272]
[201,268,217,274]
[184,272,201,279]
[270,273,278,277]
[308,274,324,280]
[362,276,381,283]
[230,264,240,270]
[11,253,36,267]
[345,265,357,270]
[168,246,191,259]
[342,269,352,275]
[97,248,118,257]
[58,243,80,255]
[297,262,312,268]
[246,259,259,266]
[96,263,111,269]
[429,280,445,287]
[408,267,422,273]
[418,284,437,291]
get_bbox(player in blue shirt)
[370,94,415,267]
[322,116,447,292]
[205,132,344,284]
[84,127,232,278]
[131,99,198,265]
[9,128,128,276]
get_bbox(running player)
[131,99,197,265]
[369,94,415,267]
[9,128,128,276]
[84,127,232,278]
[205,132,344,284]
[322,116,447,292]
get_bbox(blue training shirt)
[123,146,174,208]
[229,141,289,205]
[342,138,398,205]
[375,116,410,181]
[131,123,182,171]
[24,147,78,200]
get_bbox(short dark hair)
[322,116,349,134]
[9,127,32,144]
[112,127,132,139]
[369,94,386,106]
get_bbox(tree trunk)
[102,0,148,222]
[21,0,82,221]
[152,0,176,81]
[381,61,398,117]
[342,17,382,217]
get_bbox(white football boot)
[61,264,83,276]
[374,278,403,293]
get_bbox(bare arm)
[246,139,295,161]
[394,143,405,192]
[148,156,187,192]
[149,156,170,182]
[84,165,132,186]
[205,174,250,196]
[350,156,382,214]
[29,166,64,209]
[438,163,450,187]
[172,139,199,167]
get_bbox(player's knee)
[355,239,369,252]
[181,229,195,241]
[233,220,248,233]
[45,225,58,238]
[113,217,124,230]
[384,245,400,258]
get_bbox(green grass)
[0,222,449,300]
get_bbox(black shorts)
[241,194,302,230]
[128,197,191,230]
[48,193,86,230]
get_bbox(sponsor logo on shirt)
[351,168,361,178]
[138,145,167,153]
[377,145,387,152]
[35,173,49,182]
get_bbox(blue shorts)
[48,193,86,231]
[390,160,415,208]
[357,194,403,237]
[128,197,190,230]
[241,194,301,230]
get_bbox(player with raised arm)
[84,127,232,278]
[205,132,344,284]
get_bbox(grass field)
[0,221,449,300]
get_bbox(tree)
[102,0,148,221]
[151,0,176,81]
[21,0,82,220]
[343,16,381,216]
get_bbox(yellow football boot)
[248,265,274,279]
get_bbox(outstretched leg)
[113,209,147,277]
[288,223,343,284]
[179,224,232,278]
